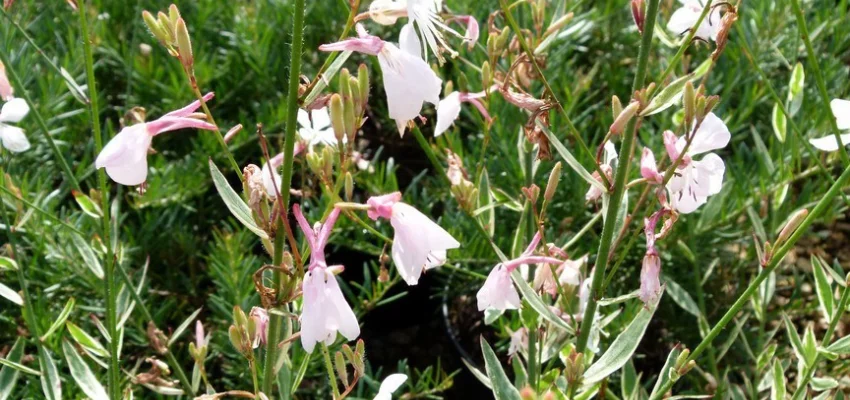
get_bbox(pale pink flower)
[809,99,850,152]
[95,93,217,185]
[194,321,210,349]
[665,113,730,213]
[477,233,563,311]
[368,0,407,25]
[640,147,663,184]
[374,373,408,400]
[558,255,587,286]
[320,24,441,136]
[667,0,722,42]
[435,91,491,137]
[585,142,617,202]
[508,327,528,356]
[0,97,30,153]
[366,192,460,285]
[639,250,662,305]
[300,267,360,353]
[293,204,341,271]
[249,307,270,347]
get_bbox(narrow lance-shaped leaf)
[770,360,785,400]
[539,122,606,192]
[787,62,805,116]
[0,257,17,271]
[209,159,270,240]
[640,59,711,116]
[61,340,108,400]
[72,190,102,219]
[0,282,22,306]
[772,103,787,143]
[480,338,522,400]
[782,314,806,364]
[0,338,27,400]
[582,291,662,384]
[38,349,61,400]
[66,322,109,358]
[648,345,681,399]
[477,169,495,237]
[663,277,700,317]
[511,270,574,334]
[168,307,203,346]
[70,233,104,279]
[41,298,76,341]
[811,257,835,319]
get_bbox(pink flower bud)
[249,307,269,347]
[639,249,662,306]
[631,0,645,33]
[640,147,663,184]
[365,192,402,221]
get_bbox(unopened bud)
[156,12,174,44]
[496,27,511,51]
[228,325,242,351]
[322,146,335,177]
[339,68,352,98]
[695,96,707,121]
[343,91,357,142]
[344,172,354,200]
[631,0,645,33]
[675,348,690,369]
[224,124,243,144]
[174,18,193,71]
[544,162,561,201]
[775,209,808,248]
[519,387,536,400]
[522,184,540,203]
[329,94,345,142]
[679,360,697,375]
[353,339,365,375]
[481,61,492,89]
[142,11,169,44]
[610,101,640,135]
[349,76,361,113]
[544,13,574,38]
[378,266,389,282]
[306,152,324,176]
[168,4,181,27]
[334,351,349,386]
[704,95,720,115]
[357,64,369,111]
[233,306,248,329]
[683,81,695,127]
[611,95,623,119]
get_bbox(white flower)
[300,267,360,353]
[809,99,850,152]
[667,0,722,42]
[508,328,528,356]
[366,192,460,285]
[558,255,587,286]
[0,98,31,153]
[95,93,217,185]
[406,0,457,62]
[665,112,730,214]
[378,24,442,136]
[434,91,490,137]
[374,374,408,400]
[297,107,339,150]
[477,264,521,311]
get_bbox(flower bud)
[322,146,335,177]
[629,0,646,32]
[306,151,324,176]
[329,94,346,142]
[775,209,808,248]
[168,4,181,27]
[339,68,352,98]
[481,61,492,89]
[142,11,169,44]
[683,81,695,128]
[496,27,511,51]
[544,13,574,38]
[639,250,662,306]
[611,95,623,120]
[675,348,690,369]
[343,89,357,142]
[228,325,242,352]
[156,12,175,44]
[344,172,354,200]
[353,339,365,375]
[544,162,561,201]
[520,387,536,400]
[609,101,640,135]
[174,18,193,71]
[357,63,369,111]
[334,351,349,386]
[224,124,243,144]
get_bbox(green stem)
[322,343,341,399]
[0,8,78,90]
[655,0,714,87]
[649,163,850,400]
[251,359,260,396]
[263,0,306,395]
[789,0,850,167]
[574,0,662,356]
[78,4,119,398]
[523,142,538,388]
[0,185,83,234]
[790,282,850,399]
[0,45,80,191]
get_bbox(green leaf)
[0,358,40,377]
[302,51,353,106]
[209,159,269,240]
[621,361,639,400]
[771,103,787,143]
[66,322,108,358]
[811,257,835,319]
[583,292,661,384]
[787,62,805,116]
[511,270,574,334]
[70,233,104,279]
[462,358,493,389]
[649,345,681,399]
[477,169,495,237]
[0,257,17,271]
[803,324,817,367]
[540,123,605,192]
[756,343,777,372]
[782,314,806,364]
[38,349,61,400]
[770,360,785,400]
[61,340,108,400]
[664,277,700,317]
[480,338,522,400]
[71,190,102,219]
[810,377,838,391]
[825,334,850,354]
[40,298,75,341]
[168,307,203,346]
[0,338,26,400]
[0,283,22,306]
[641,73,693,116]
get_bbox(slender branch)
[322,343,341,399]
[78,4,120,398]
[574,0,662,357]
[263,0,306,394]
[649,163,850,399]
[789,0,850,166]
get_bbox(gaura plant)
[1,0,850,400]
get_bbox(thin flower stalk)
[263,0,306,395]
[78,3,120,398]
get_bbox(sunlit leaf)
[480,338,521,400]
[0,338,25,400]
[209,160,269,240]
[0,283,22,306]
[72,190,103,219]
[168,307,203,346]
[62,340,108,400]
[66,322,108,358]
[41,298,75,341]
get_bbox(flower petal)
[390,202,459,285]
[809,133,850,152]
[105,155,149,186]
[685,112,730,155]
[434,92,461,137]
[324,272,360,341]
[375,374,408,400]
[95,125,152,185]
[0,124,30,153]
[831,99,850,130]
[378,44,442,136]
[399,22,422,59]
[0,98,29,123]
